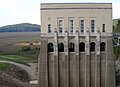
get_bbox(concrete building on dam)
[38,3,116,87]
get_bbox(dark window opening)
[80,20,84,32]
[59,28,62,33]
[69,42,75,52]
[102,24,105,32]
[90,42,95,52]
[79,42,85,52]
[58,42,64,52]
[48,24,51,33]
[69,19,74,33]
[58,20,63,33]
[100,42,106,51]
[91,20,95,32]
[47,43,54,52]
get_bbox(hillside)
[0,19,119,33]
[0,23,40,32]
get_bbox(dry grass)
[0,32,40,46]
[0,32,40,53]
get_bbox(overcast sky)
[0,0,120,27]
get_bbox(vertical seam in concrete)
[75,31,80,87]
[105,38,108,87]
[54,31,59,87]
[95,32,100,87]
[85,31,90,87]
[65,31,69,87]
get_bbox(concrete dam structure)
[38,3,116,87]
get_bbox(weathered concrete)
[38,3,116,87]
[38,39,48,87]
[38,36,116,87]
[105,37,116,87]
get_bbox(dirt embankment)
[0,64,34,87]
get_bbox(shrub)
[20,46,31,51]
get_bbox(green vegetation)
[19,46,31,51]
[113,19,120,32]
[0,45,40,63]
[18,46,40,63]
[114,47,120,60]
[0,23,40,32]
[0,55,30,65]
[0,63,10,71]
[113,19,120,59]
[0,46,40,70]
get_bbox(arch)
[69,42,75,52]
[47,43,54,52]
[90,42,95,52]
[79,42,85,52]
[58,42,64,52]
[100,42,106,51]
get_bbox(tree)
[118,20,120,24]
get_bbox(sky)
[0,0,120,27]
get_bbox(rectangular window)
[80,19,84,32]
[69,18,74,33]
[48,24,51,33]
[102,24,105,32]
[58,19,63,33]
[91,20,95,32]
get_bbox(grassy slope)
[0,55,30,65]
[0,63,10,71]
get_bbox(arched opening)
[69,42,75,52]
[79,42,85,52]
[100,42,106,51]
[90,42,95,52]
[47,43,54,52]
[58,42,64,52]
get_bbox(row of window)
[48,42,106,52]
[48,18,106,33]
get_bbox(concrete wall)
[41,3,112,33]
[38,36,116,87]
[39,3,115,87]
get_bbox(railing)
[113,33,120,47]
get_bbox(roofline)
[41,3,112,5]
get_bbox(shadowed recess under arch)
[47,43,54,52]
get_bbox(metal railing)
[113,33,120,47]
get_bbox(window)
[48,24,51,33]
[100,42,106,51]
[90,42,95,52]
[102,24,105,32]
[58,19,63,33]
[80,19,84,32]
[47,43,54,52]
[69,18,74,33]
[69,42,75,52]
[58,42,64,52]
[79,42,85,52]
[91,20,95,32]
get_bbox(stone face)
[38,3,116,87]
